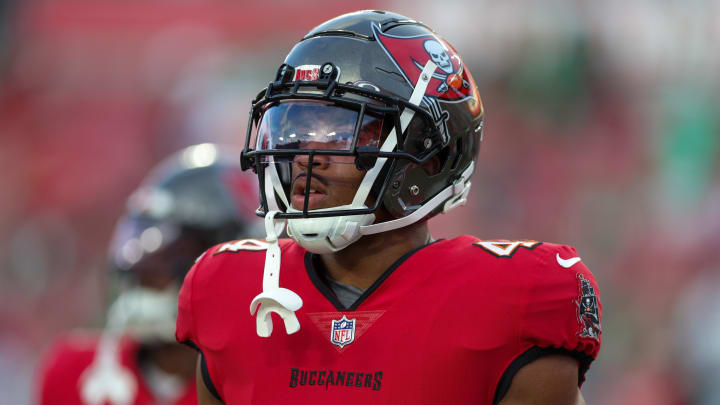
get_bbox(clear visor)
[249,100,391,213]
[252,100,385,163]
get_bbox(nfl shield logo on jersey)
[330,315,356,348]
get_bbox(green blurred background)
[1,1,719,404]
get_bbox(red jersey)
[37,332,197,405]
[176,236,602,404]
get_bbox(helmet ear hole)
[421,156,442,176]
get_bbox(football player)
[37,144,262,405]
[176,11,602,405]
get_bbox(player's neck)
[319,221,431,290]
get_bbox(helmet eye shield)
[253,100,386,160]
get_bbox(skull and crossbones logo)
[414,39,470,93]
[424,40,453,74]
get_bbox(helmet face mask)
[241,11,484,251]
[245,80,439,218]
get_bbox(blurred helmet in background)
[106,143,263,342]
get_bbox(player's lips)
[291,175,328,210]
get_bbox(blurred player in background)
[176,11,602,405]
[37,143,262,405]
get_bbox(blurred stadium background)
[1,1,719,404]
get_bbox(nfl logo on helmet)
[330,315,356,348]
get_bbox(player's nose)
[293,146,331,170]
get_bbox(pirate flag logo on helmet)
[373,23,478,101]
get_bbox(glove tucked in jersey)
[176,236,601,404]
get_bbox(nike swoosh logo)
[556,253,582,268]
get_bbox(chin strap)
[360,161,474,235]
[351,60,437,208]
[249,211,303,337]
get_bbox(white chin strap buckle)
[249,211,303,337]
[442,177,471,212]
